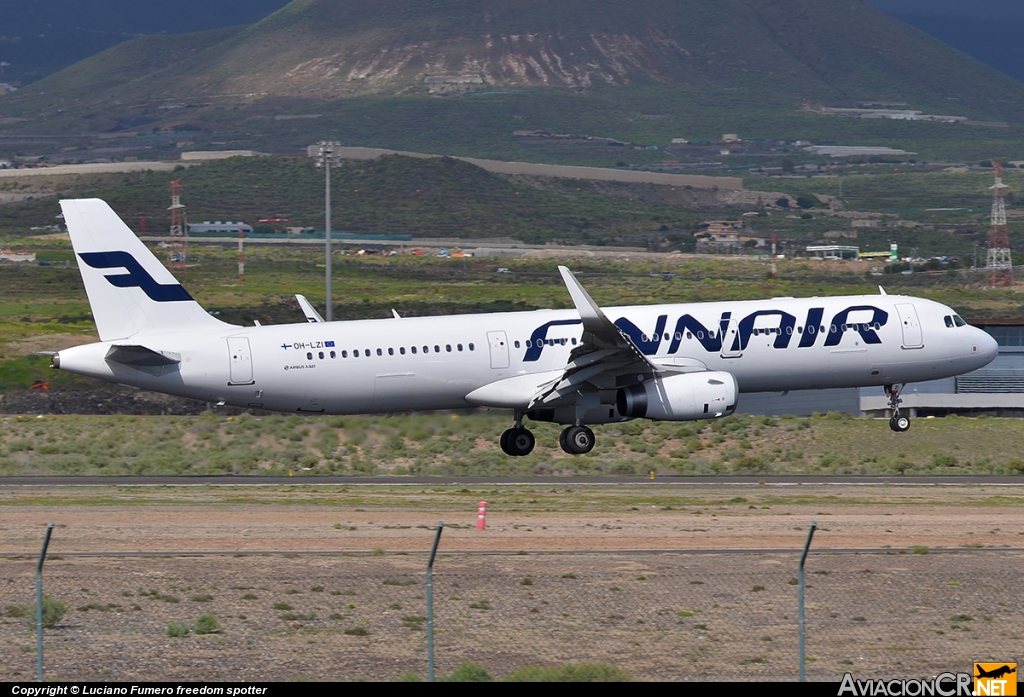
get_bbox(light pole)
[315,141,342,322]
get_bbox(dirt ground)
[0,483,1022,681]
[2,483,1023,554]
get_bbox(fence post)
[426,521,444,682]
[798,520,817,683]
[36,522,55,682]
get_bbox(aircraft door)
[720,318,742,358]
[895,303,924,349]
[227,337,254,385]
[487,330,510,369]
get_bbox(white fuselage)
[55,294,998,416]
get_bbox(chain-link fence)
[1,550,1020,681]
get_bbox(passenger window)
[514,340,520,348]
[318,351,324,359]
[307,352,313,360]
[388,348,394,356]
[571,338,577,345]
[353,350,359,357]
[457,344,463,351]
[686,332,692,339]
[377,348,383,356]
[330,351,336,358]
[365,348,370,356]
[341,350,348,358]
[664,333,670,341]
[411,346,417,354]
[400,347,406,355]
[434,345,440,353]
[525,340,532,348]
[446,344,452,352]
[468,343,475,351]
[423,346,429,353]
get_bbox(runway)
[3,474,1023,486]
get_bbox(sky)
[865,0,1024,20]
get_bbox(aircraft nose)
[973,328,998,365]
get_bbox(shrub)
[192,613,220,635]
[344,626,369,636]
[31,595,68,629]
[502,662,633,682]
[440,662,493,682]
[166,623,190,637]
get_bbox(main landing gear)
[559,425,595,455]
[500,411,536,457]
[499,412,597,456]
[886,384,910,432]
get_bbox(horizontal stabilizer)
[105,345,181,367]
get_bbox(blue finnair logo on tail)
[78,251,193,302]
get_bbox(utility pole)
[987,161,1013,286]
[315,141,342,322]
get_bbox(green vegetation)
[166,623,190,637]
[439,662,494,682]
[3,411,1024,478]
[0,155,704,244]
[30,594,68,629]
[501,662,633,682]
[192,613,220,635]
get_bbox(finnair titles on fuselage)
[52,199,998,456]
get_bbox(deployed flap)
[105,345,181,367]
[465,370,564,409]
[295,294,324,323]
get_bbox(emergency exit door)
[227,337,254,384]
[487,331,510,369]
[895,303,924,349]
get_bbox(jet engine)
[616,371,738,421]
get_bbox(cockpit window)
[953,315,967,327]
[944,315,954,328]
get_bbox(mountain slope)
[7,0,1024,120]
[4,0,1024,163]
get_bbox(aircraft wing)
[527,267,679,408]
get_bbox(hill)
[0,1,289,86]
[4,0,1024,161]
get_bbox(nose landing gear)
[886,384,910,432]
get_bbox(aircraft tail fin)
[60,198,232,341]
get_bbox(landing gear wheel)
[560,425,595,455]
[500,427,535,456]
[889,415,910,432]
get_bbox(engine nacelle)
[616,371,738,421]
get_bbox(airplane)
[50,198,998,456]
